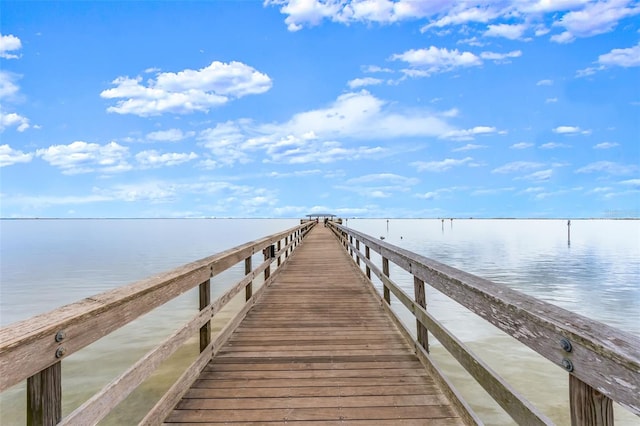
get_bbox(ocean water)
[1,218,638,425]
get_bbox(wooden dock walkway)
[164,226,465,425]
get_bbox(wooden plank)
[198,367,427,380]
[176,394,447,410]
[164,420,462,426]
[183,384,442,399]
[165,405,458,423]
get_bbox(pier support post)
[414,276,429,352]
[27,361,61,426]
[245,256,252,301]
[355,240,360,266]
[199,280,211,352]
[382,257,390,305]
[570,375,613,426]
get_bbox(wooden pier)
[164,226,464,424]
[1,220,638,426]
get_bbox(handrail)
[329,222,639,425]
[0,221,315,425]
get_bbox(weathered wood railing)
[0,222,315,425]
[329,223,639,426]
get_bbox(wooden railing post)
[355,240,360,266]
[285,236,289,258]
[27,362,61,426]
[570,375,613,426]
[245,256,252,301]
[199,280,211,352]
[365,246,371,279]
[414,276,429,352]
[349,236,353,257]
[277,241,282,267]
[382,257,390,304]
[264,246,272,281]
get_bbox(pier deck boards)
[164,226,465,425]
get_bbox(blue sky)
[1,0,639,218]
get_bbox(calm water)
[1,218,639,425]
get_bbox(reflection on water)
[1,219,638,425]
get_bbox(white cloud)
[36,141,131,175]
[339,173,418,198]
[510,142,534,149]
[540,142,571,149]
[442,126,497,141]
[0,34,22,59]
[0,71,33,133]
[198,121,252,166]
[196,91,484,166]
[391,46,482,76]
[266,0,638,50]
[421,5,501,30]
[598,42,640,67]
[0,144,33,167]
[347,77,384,88]
[0,71,20,99]
[100,61,272,116]
[362,65,394,73]
[480,50,522,62]
[135,150,198,168]
[551,0,640,43]
[412,157,473,172]
[261,90,456,141]
[522,169,553,181]
[576,161,638,175]
[553,125,582,134]
[593,142,619,149]
[472,187,516,196]
[452,143,486,152]
[492,161,544,173]
[619,179,640,188]
[577,42,640,76]
[545,97,558,103]
[484,23,527,40]
[267,0,454,31]
[0,111,30,132]
[536,79,553,86]
[146,129,195,142]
